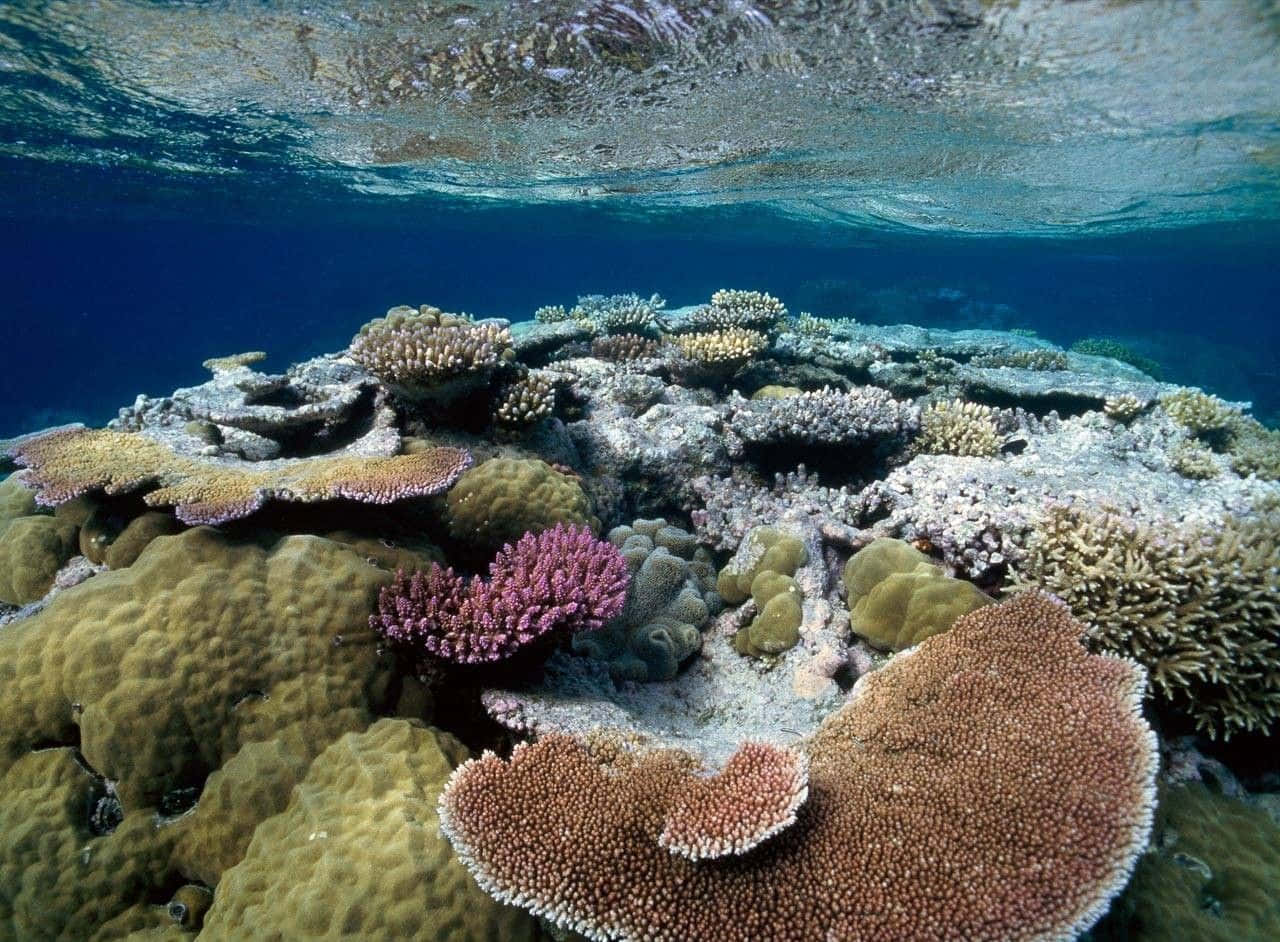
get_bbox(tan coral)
[440,592,1158,942]
[674,327,768,367]
[917,398,1001,457]
[8,427,471,525]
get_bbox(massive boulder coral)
[445,457,597,551]
[7,426,471,525]
[201,719,537,941]
[441,592,1158,942]
[1013,502,1280,738]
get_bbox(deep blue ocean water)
[2,174,1278,438]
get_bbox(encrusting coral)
[439,592,1158,942]
[373,523,629,665]
[1013,502,1280,738]
[7,426,471,525]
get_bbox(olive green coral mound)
[200,718,537,941]
[1096,784,1280,941]
[843,538,993,651]
[717,526,808,658]
[0,514,77,604]
[572,519,719,681]
[0,527,395,809]
[1013,504,1280,738]
[0,748,184,941]
[446,457,597,550]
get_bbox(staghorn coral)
[201,719,538,941]
[1169,438,1220,479]
[348,304,515,402]
[842,538,993,651]
[684,289,787,333]
[917,397,1001,457]
[674,327,768,368]
[439,592,1158,942]
[728,385,918,448]
[445,457,597,551]
[7,426,472,526]
[971,349,1068,371]
[1160,387,1241,436]
[492,371,556,431]
[590,333,660,362]
[373,524,629,666]
[572,519,719,681]
[1104,393,1149,421]
[1013,503,1280,738]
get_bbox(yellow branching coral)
[1160,388,1240,435]
[493,372,556,430]
[1013,503,1280,738]
[674,327,768,368]
[1103,393,1148,421]
[7,427,472,526]
[917,398,1001,457]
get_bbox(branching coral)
[1160,388,1241,436]
[917,398,1001,457]
[971,349,1068,371]
[1104,393,1149,421]
[493,371,556,431]
[372,524,629,665]
[1013,503,1280,737]
[7,426,471,525]
[685,289,787,332]
[348,304,515,401]
[590,333,660,362]
[439,592,1158,942]
[674,327,768,368]
[729,385,918,447]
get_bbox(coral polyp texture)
[348,304,515,401]
[6,426,471,525]
[439,592,1158,942]
[1014,503,1280,738]
[373,524,629,665]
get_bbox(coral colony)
[0,289,1277,939]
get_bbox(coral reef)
[684,289,787,332]
[674,326,768,368]
[492,370,556,431]
[372,523,629,665]
[1161,387,1241,437]
[571,518,719,681]
[590,332,660,361]
[726,385,918,450]
[917,398,1002,457]
[440,593,1158,942]
[717,526,808,658]
[843,537,993,650]
[7,426,472,525]
[1013,503,1280,738]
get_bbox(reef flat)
[1,291,1277,940]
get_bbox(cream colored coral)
[675,327,768,366]
[917,398,1001,457]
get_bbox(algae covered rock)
[717,526,808,658]
[200,718,537,941]
[572,518,719,681]
[1096,783,1280,941]
[843,538,992,650]
[446,457,597,550]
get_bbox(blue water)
[3,170,1278,437]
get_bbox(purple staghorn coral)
[373,523,629,664]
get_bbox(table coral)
[440,592,1158,942]
[7,426,471,525]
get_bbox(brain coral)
[0,526,395,810]
[1095,783,1280,941]
[201,718,536,941]
[571,518,720,681]
[445,457,597,551]
[843,537,993,650]
[440,592,1158,942]
[7,426,471,525]
[1014,503,1280,738]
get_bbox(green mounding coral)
[445,457,598,552]
[917,398,1001,458]
[1095,783,1280,941]
[0,514,77,605]
[1069,337,1164,379]
[717,526,808,658]
[572,519,719,681]
[201,719,537,941]
[842,538,993,651]
[0,475,35,522]
[1013,503,1280,738]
